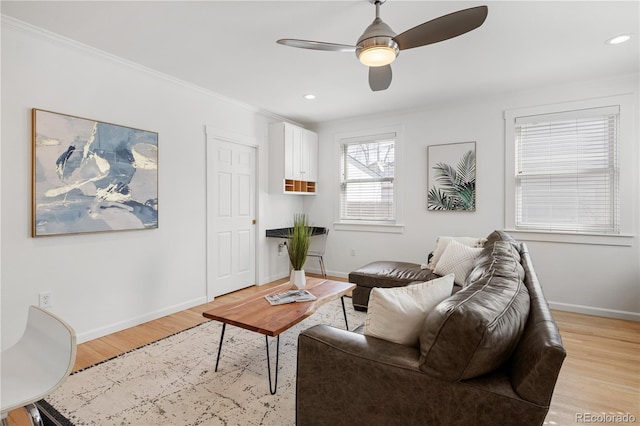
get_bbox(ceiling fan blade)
[277,39,356,52]
[369,65,392,91]
[393,5,488,51]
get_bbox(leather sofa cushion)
[465,238,525,287]
[418,241,530,381]
[484,229,522,250]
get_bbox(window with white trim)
[340,133,395,222]
[514,106,620,233]
[505,94,635,245]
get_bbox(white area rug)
[46,298,365,426]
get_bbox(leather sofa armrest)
[298,323,421,371]
[296,324,548,426]
[296,324,425,426]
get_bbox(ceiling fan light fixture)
[358,45,397,66]
[356,36,399,67]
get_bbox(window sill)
[333,221,404,234]
[504,229,634,247]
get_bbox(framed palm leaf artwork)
[427,141,476,211]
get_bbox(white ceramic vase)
[290,269,306,289]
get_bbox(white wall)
[0,18,300,347]
[308,74,640,321]
[2,18,637,352]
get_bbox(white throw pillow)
[428,236,486,269]
[433,240,484,285]
[364,274,455,346]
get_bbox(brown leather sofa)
[296,231,566,426]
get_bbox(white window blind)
[514,106,620,234]
[340,133,395,221]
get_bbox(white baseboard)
[75,284,637,346]
[268,269,638,321]
[260,269,350,284]
[77,296,208,344]
[326,269,349,279]
[258,273,288,285]
[549,301,640,322]
[317,268,638,321]
[301,267,348,279]
[306,268,639,321]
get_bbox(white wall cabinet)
[270,122,318,194]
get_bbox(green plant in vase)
[288,213,312,289]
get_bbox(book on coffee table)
[265,289,317,306]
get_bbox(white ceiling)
[2,1,638,126]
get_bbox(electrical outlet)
[351,248,356,256]
[39,291,53,308]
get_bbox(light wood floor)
[8,275,639,425]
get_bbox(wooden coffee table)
[202,277,355,394]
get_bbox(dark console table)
[265,226,327,238]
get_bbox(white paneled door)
[206,133,256,299]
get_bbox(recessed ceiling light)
[607,34,631,45]
[303,94,316,100]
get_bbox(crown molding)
[1,14,290,123]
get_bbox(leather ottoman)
[348,261,438,311]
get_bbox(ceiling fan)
[277,1,488,91]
